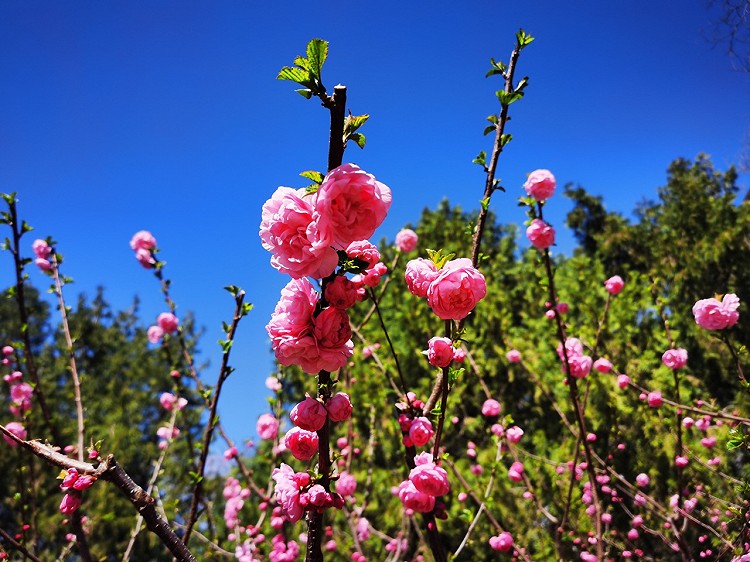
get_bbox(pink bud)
[604,275,624,295]
[290,397,328,432]
[647,391,663,408]
[327,392,353,423]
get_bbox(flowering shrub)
[1,33,749,562]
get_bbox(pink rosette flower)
[506,349,522,363]
[59,493,82,515]
[395,229,418,253]
[662,348,688,370]
[2,421,27,446]
[256,413,280,441]
[147,325,164,343]
[506,426,524,444]
[568,355,593,379]
[10,382,33,404]
[508,461,524,482]
[35,258,53,272]
[224,446,238,460]
[604,275,624,295]
[260,186,338,279]
[489,531,514,552]
[692,293,740,330]
[32,239,53,259]
[523,169,556,201]
[404,258,439,298]
[526,218,555,249]
[593,358,613,373]
[129,231,156,251]
[272,464,304,523]
[284,427,319,461]
[482,398,502,417]
[335,471,357,497]
[324,276,361,310]
[309,306,354,374]
[426,258,487,321]
[647,391,663,408]
[408,417,434,447]
[327,392,352,422]
[135,248,156,269]
[290,397,327,432]
[312,164,392,250]
[409,452,450,497]
[159,392,188,411]
[617,374,631,389]
[157,312,179,334]
[397,479,435,513]
[426,336,454,368]
[345,240,381,269]
[266,278,319,371]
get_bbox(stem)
[0,526,43,562]
[50,257,85,463]
[183,290,246,546]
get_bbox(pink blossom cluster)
[223,476,251,528]
[159,392,187,411]
[397,452,450,514]
[1,345,13,366]
[58,468,96,515]
[405,257,487,321]
[129,230,157,269]
[259,163,391,279]
[268,534,300,562]
[5,369,32,418]
[266,278,354,374]
[32,239,54,272]
[556,337,593,379]
[156,425,180,449]
[147,312,180,344]
[271,464,344,523]
[692,293,740,330]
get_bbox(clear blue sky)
[1,1,748,453]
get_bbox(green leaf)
[480,197,490,211]
[500,133,513,147]
[483,125,496,136]
[299,170,325,184]
[242,302,254,316]
[516,29,535,48]
[306,38,328,78]
[277,66,311,84]
[473,151,486,167]
[497,90,524,106]
[344,113,370,133]
[295,88,313,99]
[349,133,366,149]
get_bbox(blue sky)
[1,1,748,451]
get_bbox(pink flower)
[506,426,524,444]
[508,461,524,482]
[290,397,328,432]
[557,337,584,360]
[452,347,466,362]
[259,186,338,279]
[635,473,650,487]
[256,413,279,441]
[129,231,156,251]
[692,294,740,330]
[335,471,357,497]
[593,358,613,373]
[427,337,454,368]
[675,456,689,468]
[568,355,593,378]
[481,398,502,417]
[72,475,96,491]
[506,349,522,363]
[662,348,688,370]
[35,258,53,272]
[408,417,434,447]
[617,374,630,389]
[224,446,239,460]
[396,480,435,513]
[409,453,449,496]
[10,382,33,403]
[159,392,187,411]
[284,427,319,461]
[2,421,27,446]
[2,345,13,356]
[327,392,352,423]
[272,464,304,522]
[311,307,354,373]
[526,218,555,249]
[523,169,556,201]
[157,312,179,334]
[701,436,717,449]
[647,391,663,408]
[426,258,487,321]
[59,493,82,514]
[345,240,380,268]
[604,275,624,295]
[265,377,282,392]
[4,371,22,384]
[147,325,164,344]
[312,164,392,250]
[395,229,418,253]
[324,276,361,310]
[32,239,53,259]
[135,248,156,269]
[404,258,439,298]
[489,531,514,552]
